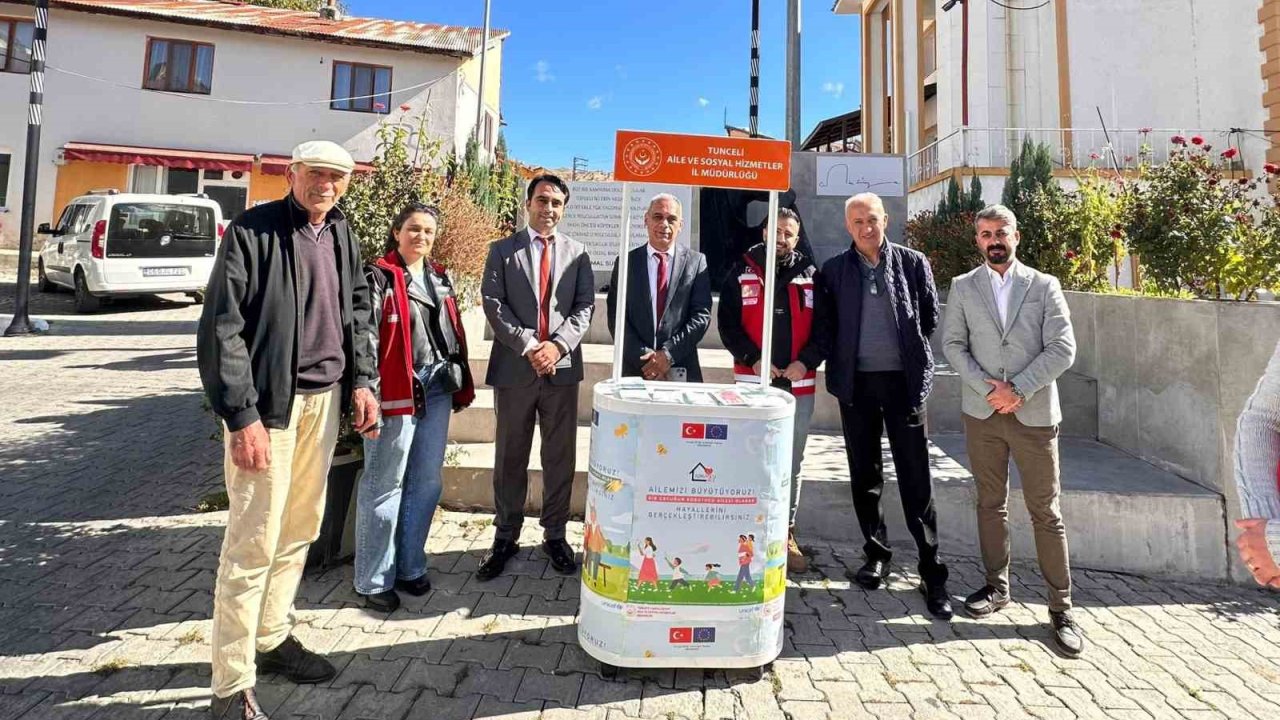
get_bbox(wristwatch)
[1010,383,1026,400]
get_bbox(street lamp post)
[5,0,49,337]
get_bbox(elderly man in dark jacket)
[198,140,379,720]
[812,192,951,619]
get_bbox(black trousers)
[838,370,947,584]
[493,378,579,542]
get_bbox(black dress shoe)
[851,558,889,590]
[1050,610,1085,657]
[963,584,1011,618]
[542,538,578,575]
[395,575,432,596]
[361,589,400,613]
[477,539,520,581]
[211,688,269,719]
[255,635,336,685]
[920,580,954,620]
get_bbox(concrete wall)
[791,151,907,269]
[0,3,487,232]
[1067,292,1280,581]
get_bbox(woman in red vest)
[354,203,475,612]
[718,207,822,574]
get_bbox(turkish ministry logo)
[693,627,716,643]
[689,462,715,482]
[669,627,692,644]
[622,137,662,178]
[682,423,728,441]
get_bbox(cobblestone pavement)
[4,280,1280,720]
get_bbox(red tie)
[538,236,554,341]
[655,251,669,324]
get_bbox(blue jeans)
[354,381,451,595]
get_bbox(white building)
[832,0,1272,213]
[0,0,507,241]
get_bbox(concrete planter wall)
[1065,291,1280,580]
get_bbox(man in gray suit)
[606,193,711,382]
[479,174,595,580]
[942,204,1082,657]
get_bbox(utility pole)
[572,157,588,181]
[5,0,49,337]
[473,0,492,146]
[748,0,760,137]
[785,0,802,147]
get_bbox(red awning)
[260,154,376,176]
[62,142,254,172]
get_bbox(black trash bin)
[306,451,362,572]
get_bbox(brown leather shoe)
[210,688,269,719]
[786,531,809,574]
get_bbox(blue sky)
[349,0,862,171]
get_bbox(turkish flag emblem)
[669,627,692,644]
[682,423,705,439]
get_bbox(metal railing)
[907,126,1269,187]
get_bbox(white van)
[37,190,224,313]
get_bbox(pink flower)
[1265,162,1280,175]
[1239,178,1250,186]
[1139,127,1153,134]
[373,102,387,112]
[1191,135,1204,146]
[1089,152,1101,160]
[1171,135,1187,146]
[1064,250,1078,260]
[399,103,412,111]
[1221,147,1239,160]
[1109,229,1123,239]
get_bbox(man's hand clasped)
[985,379,1023,414]
[528,340,561,377]
[641,349,673,380]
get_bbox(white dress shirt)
[986,261,1018,328]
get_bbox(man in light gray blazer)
[942,204,1082,657]
[479,174,595,581]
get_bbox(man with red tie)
[479,174,596,580]
[606,193,712,382]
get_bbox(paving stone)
[334,686,417,720]
[455,666,525,702]
[403,690,479,720]
[501,640,565,674]
[330,655,408,692]
[515,670,584,707]
[440,638,507,669]
[638,684,702,719]
[390,658,467,696]
[578,674,642,716]
[473,696,544,720]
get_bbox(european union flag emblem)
[705,424,728,440]
[693,626,716,643]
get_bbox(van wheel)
[188,291,205,305]
[37,259,54,293]
[74,270,102,313]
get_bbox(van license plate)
[143,267,189,277]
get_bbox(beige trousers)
[963,412,1072,612]
[211,388,340,698]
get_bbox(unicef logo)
[622,137,662,177]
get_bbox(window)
[0,19,34,74]
[0,153,9,207]
[144,38,214,94]
[331,61,392,114]
[57,204,93,235]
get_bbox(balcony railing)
[907,127,1269,187]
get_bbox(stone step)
[439,426,1226,580]
[454,343,1098,442]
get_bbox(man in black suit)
[606,193,712,381]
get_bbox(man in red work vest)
[718,207,822,573]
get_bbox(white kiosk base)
[578,380,795,670]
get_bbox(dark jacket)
[718,244,823,375]
[812,241,939,408]
[197,196,377,432]
[606,243,712,382]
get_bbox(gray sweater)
[1236,339,1280,562]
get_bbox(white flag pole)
[611,182,632,383]
[758,190,780,387]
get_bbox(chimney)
[318,0,339,21]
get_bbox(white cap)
[290,140,355,174]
